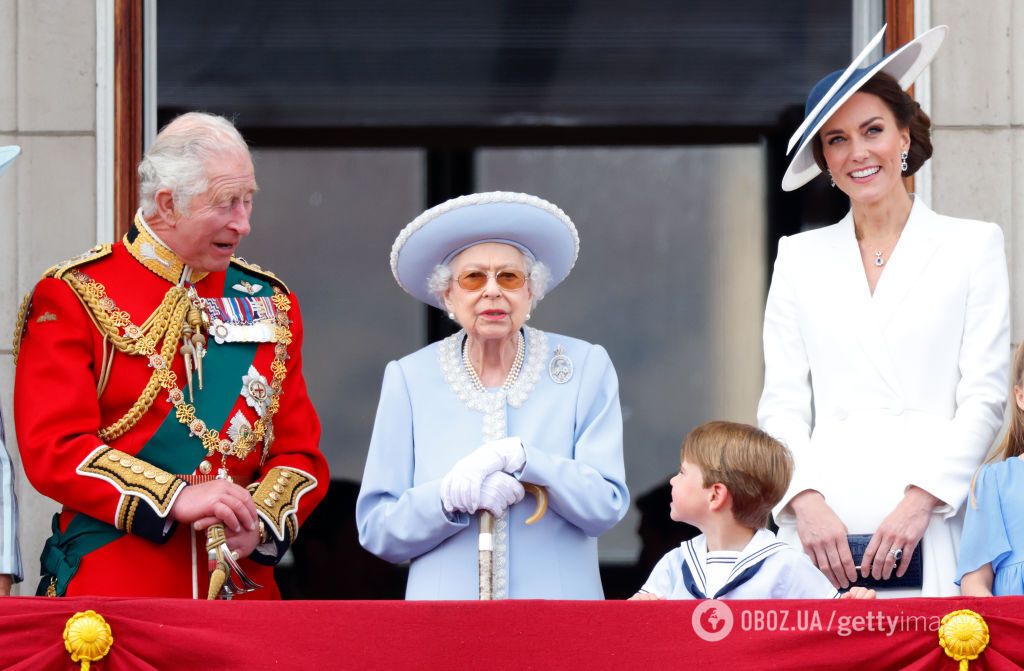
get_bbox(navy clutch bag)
[845,534,923,590]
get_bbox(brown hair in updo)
[811,71,933,176]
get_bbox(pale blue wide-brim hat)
[390,191,580,308]
[782,24,947,192]
[0,145,20,177]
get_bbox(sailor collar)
[125,210,209,285]
[680,528,787,599]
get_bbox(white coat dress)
[758,196,1009,597]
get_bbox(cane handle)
[522,483,548,525]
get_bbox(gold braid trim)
[116,496,141,533]
[12,244,112,364]
[69,271,295,466]
[78,446,185,518]
[65,271,189,355]
[231,257,289,294]
[252,466,318,542]
[62,270,192,442]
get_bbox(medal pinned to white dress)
[548,345,573,384]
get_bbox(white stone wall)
[929,0,1022,338]
[1,0,99,595]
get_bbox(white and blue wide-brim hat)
[781,24,947,192]
[0,146,20,177]
[390,191,580,308]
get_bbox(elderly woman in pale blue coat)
[357,192,629,599]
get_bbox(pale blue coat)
[356,329,629,599]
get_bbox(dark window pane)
[158,0,850,128]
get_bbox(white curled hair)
[427,254,552,309]
[137,112,251,217]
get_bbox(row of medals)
[171,286,284,479]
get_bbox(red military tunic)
[14,216,328,598]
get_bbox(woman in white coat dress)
[758,25,1009,597]
[357,192,629,599]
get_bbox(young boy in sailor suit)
[631,421,875,600]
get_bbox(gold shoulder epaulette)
[13,244,113,363]
[46,244,113,280]
[230,257,290,294]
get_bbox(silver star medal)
[548,344,573,384]
[227,410,253,443]
[240,365,271,417]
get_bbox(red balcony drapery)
[2,596,1023,670]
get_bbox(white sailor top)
[638,529,840,600]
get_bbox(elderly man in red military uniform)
[14,112,328,599]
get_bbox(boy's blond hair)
[681,421,793,529]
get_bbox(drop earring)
[827,169,835,188]
[900,150,909,173]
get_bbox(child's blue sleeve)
[955,464,1012,585]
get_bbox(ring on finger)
[888,547,903,563]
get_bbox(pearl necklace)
[462,332,525,393]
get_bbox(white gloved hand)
[488,436,527,475]
[440,437,527,514]
[477,472,526,516]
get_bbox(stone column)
[929,1,1020,337]
[1,0,101,595]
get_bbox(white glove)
[440,437,527,514]
[477,472,526,516]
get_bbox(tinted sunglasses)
[456,269,527,291]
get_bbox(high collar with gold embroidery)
[124,211,208,285]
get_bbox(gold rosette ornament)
[63,610,114,670]
[939,609,989,671]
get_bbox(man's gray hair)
[137,112,251,217]
[427,252,552,310]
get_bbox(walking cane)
[479,482,547,600]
